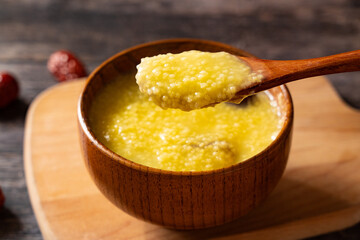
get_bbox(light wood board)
[24,76,360,240]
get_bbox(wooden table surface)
[0,0,359,239]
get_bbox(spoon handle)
[238,50,360,94]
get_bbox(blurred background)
[0,0,359,239]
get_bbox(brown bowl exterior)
[78,39,293,229]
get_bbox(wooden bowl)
[78,39,293,229]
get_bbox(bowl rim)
[78,38,294,176]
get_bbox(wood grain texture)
[236,50,360,96]
[78,39,293,229]
[24,76,360,239]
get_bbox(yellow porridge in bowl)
[89,73,282,171]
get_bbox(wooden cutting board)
[24,76,360,240]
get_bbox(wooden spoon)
[233,50,360,99]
